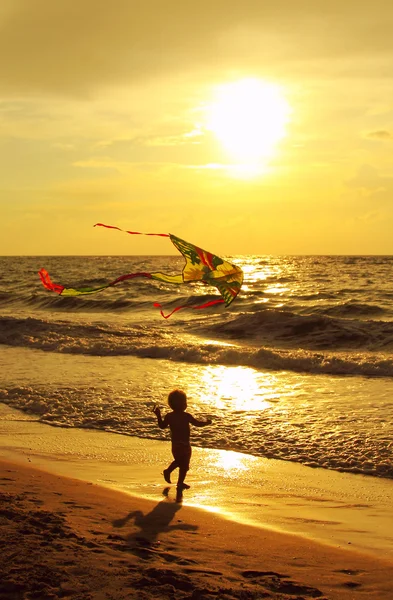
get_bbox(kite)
[38,223,243,318]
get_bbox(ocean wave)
[2,315,393,378]
[201,309,393,351]
[0,286,227,314]
[323,301,386,317]
[294,292,337,301]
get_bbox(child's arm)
[153,405,168,429]
[189,414,212,427]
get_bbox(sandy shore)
[1,458,393,600]
[1,404,393,599]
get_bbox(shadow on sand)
[111,488,198,559]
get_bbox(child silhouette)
[153,389,211,495]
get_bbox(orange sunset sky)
[1,0,393,256]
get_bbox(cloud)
[346,164,386,191]
[72,157,121,171]
[367,130,393,140]
[345,164,393,211]
[0,1,392,97]
[144,131,203,147]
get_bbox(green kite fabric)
[39,223,243,318]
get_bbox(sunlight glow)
[206,78,290,170]
[201,365,275,412]
[212,449,258,473]
[264,284,290,295]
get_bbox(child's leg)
[172,444,191,490]
[167,460,178,472]
[176,466,190,490]
[163,442,182,484]
[176,446,192,490]
[163,460,178,483]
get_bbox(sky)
[1,0,393,255]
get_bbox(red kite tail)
[154,298,225,319]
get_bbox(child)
[153,389,211,495]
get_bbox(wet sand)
[1,405,393,599]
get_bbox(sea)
[1,254,392,480]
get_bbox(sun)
[206,78,290,170]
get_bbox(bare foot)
[177,483,190,490]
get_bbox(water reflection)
[264,284,290,295]
[238,259,277,283]
[210,449,258,474]
[198,365,278,411]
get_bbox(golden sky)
[1,0,393,255]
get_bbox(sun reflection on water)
[264,284,290,295]
[199,365,277,412]
[210,449,258,473]
[239,260,277,284]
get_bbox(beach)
[2,0,393,596]
[1,253,393,598]
[1,407,393,600]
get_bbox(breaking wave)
[2,314,393,378]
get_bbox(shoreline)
[1,403,393,562]
[2,345,393,481]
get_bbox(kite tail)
[94,223,170,237]
[39,268,225,317]
[38,268,153,296]
[154,299,225,319]
[39,269,65,294]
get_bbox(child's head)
[168,389,187,412]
